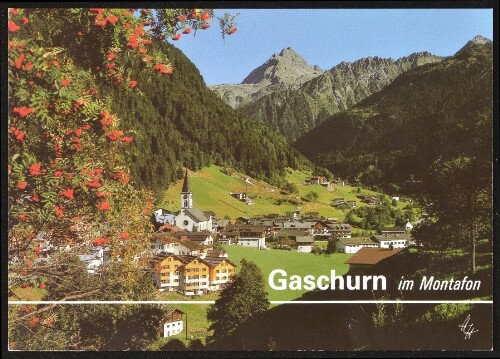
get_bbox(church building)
[175,169,213,232]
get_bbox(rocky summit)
[454,35,492,56]
[209,47,324,108]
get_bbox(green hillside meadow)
[159,165,398,221]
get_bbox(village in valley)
[26,167,415,298]
[78,168,415,300]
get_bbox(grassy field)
[223,245,352,301]
[159,165,296,218]
[158,165,410,222]
[284,168,385,220]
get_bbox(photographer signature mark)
[458,314,478,339]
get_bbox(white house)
[154,208,176,225]
[238,226,266,249]
[295,236,315,253]
[160,309,185,338]
[150,234,202,256]
[77,246,109,274]
[174,170,213,232]
[336,237,378,254]
[405,221,414,231]
[372,235,409,249]
[170,240,202,256]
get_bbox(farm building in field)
[160,309,185,338]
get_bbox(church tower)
[181,169,193,209]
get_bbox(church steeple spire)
[181,168,193,209]
[182,168,190,193]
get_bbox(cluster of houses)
[229,192,254,205]
[357,194,382,206]
[151,171,414,259]
[332,197,357,208]
[305,175,334,190]
[33,170,412,297]
[143,170,237,295]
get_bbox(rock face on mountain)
[209,47,324,108]
[455,35,492,56]
[238,51,442,141]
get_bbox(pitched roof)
[184,208,210,222]
[372,235,409,242]
[248,219,274,227]
[345,248,404,265]
[177,255,200,265]
[283,221,312,229]
[226,224,267,233]
[149,253,174,264]
[181,169,190,193]
[201,256,237,268]
[277,229,309,238]
[295,236,315,243]
[175,231,211,241]
[206,249,226,257]
[166,308,185,316]
[339,237,377,246]
[177,240,202,251]
[326,223,352,231]
[380,226,406,232]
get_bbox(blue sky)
[170,9,493,85]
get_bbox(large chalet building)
[150,253,236,295]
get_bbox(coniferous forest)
[99,40,302,191]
